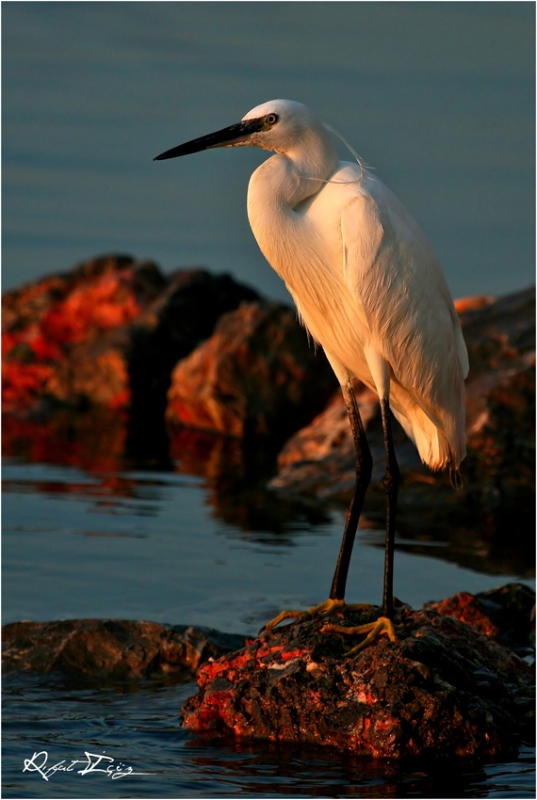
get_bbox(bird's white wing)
[340,173,468,414]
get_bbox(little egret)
[155,100,468,652]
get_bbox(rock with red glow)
[2,255,259,421]
[2,586,533,754]
[182,600,534,758]
[2,255,163,413]
[166,301,337,441]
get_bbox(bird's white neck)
[247,127,339,285]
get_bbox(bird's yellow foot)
[321,616,397,657]
[259,598,371,636]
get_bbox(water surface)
[2,3,535,300]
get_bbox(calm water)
[2,3,535,797]
[5,455,532,636]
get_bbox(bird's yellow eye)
[265,113,279,125]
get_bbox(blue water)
[2,457,532,631]
[2,3,535,796]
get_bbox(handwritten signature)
[23,750,154,781]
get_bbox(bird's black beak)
[153,117,265,161]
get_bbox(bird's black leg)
[329,381,373,601]
[379,398,399,620]
[318,395,399,657]
[260,384,398,655]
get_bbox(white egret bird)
[155,100,468,651]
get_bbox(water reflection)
[183,736,499,798]
[2,410,534,579]
[170,427,331,538]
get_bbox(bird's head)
[153,100,328,161]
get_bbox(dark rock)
[182,601,534,757]
[166,301,337,441]
[425,583,535,656]
[460,287,535,528]
[3,588,533,755]
[2,619,245,681]
[270,288,535,532]
[126,269,260,448]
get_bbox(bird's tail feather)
[391,396,466,472]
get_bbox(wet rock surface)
[2,619,245,682]
[182,597,534,758]
[3,586,534,755]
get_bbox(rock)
[461,287,535,527]
[182,599,534,757]
[126,269,260,446]
[270,287,535,530]
[273,382,419,498]
[2,255,259,425]
[3,589,533,755]
[2,619,245,681]
[3,255,338,456]
[2,254,163,414]
[3,261,533,535]
[166,301,337,441]
[425,583,535,656]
